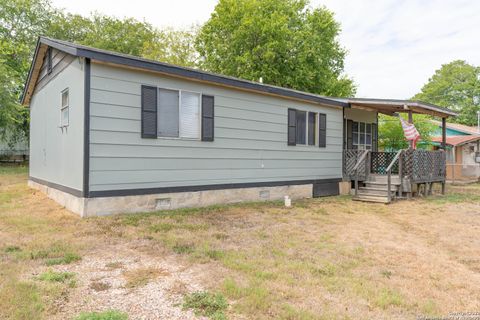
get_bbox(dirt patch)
[41,242,205,320]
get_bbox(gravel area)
[33,241,207,320]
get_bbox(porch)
[334,98,457,203]
[343,149,446,203]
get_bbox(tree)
[142,27,199,68]
[413,60,480,126]
[195,0,355,97]
[0,0,55,146]
[0,0,198,147]
[378,114,436,150]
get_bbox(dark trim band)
[89,178,342,198]
[83,58,91,197]
[29,176,84,198]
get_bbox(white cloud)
[51,0,480,99]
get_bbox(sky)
[50,0,480,99]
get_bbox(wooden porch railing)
[344,149,447,197]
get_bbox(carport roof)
[331,97,457,118]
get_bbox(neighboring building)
[431,121,480,181]
[0,130,29,161]
[22,37,456,216]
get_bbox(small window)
[158,88,200,139]
[352,121,372,150]
[296,110,306,144]
[61,89,69,127]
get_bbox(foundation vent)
[259,190,270,199]
[155,198,171,210]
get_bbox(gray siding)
[35,48,76,92]
[29,55,84,191]
[89,63,343,192]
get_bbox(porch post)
[441,117,447,150]
[408,111,413,149]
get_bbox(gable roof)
[430,120,479,135]
[431,134,480,147]
[21,37,348,108]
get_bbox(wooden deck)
[343,149,446,203]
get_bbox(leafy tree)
[413,60,480,126]
[195,0,355,97]
[0,0,198,147]
[142,26,199,68]
[378,114,436,150]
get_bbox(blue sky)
[51,0,480,99]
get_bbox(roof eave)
[27,37,348,109]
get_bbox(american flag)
[399,117,420,148]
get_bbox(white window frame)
[352,121,372,150]
[296,110,317,146]
[157,86,202,140]
[60,88,69,127]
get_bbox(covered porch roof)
[332,97,457,118]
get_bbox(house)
[21,37,456,216]
[430,120,480,181]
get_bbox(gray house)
[22,37,456,216]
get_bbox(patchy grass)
[122,267,169,289]
[74,310,128,320]
[37,270,75,283]
[183,291,228,320]
[45,252,81,266]
[2,165,480,319]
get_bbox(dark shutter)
[47,47,53,74]
[141,85,157,138]
[347,120,353,149]
[318,113,326,148]
[287,108,296,146]
[308,112,316,146]
[372,123,378,151]
[201,95,214,141]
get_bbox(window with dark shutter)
[308,112,316,146]
[287,108,296,146]
[296,110,306,144]
[318,113,326,148]
[201,95,214,141]
[141,85,157,138]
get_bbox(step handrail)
[353,150,370,196]
[386,149,403,202]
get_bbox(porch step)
[367,174,401,185]
[357,187,396,197]
[353,195,390,203]
[364,182,400,189]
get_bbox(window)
[61,89,69,127]
[158,89,200,139]
[296,110,306,144]
[295,111,318,145]
[352,121,372,149]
